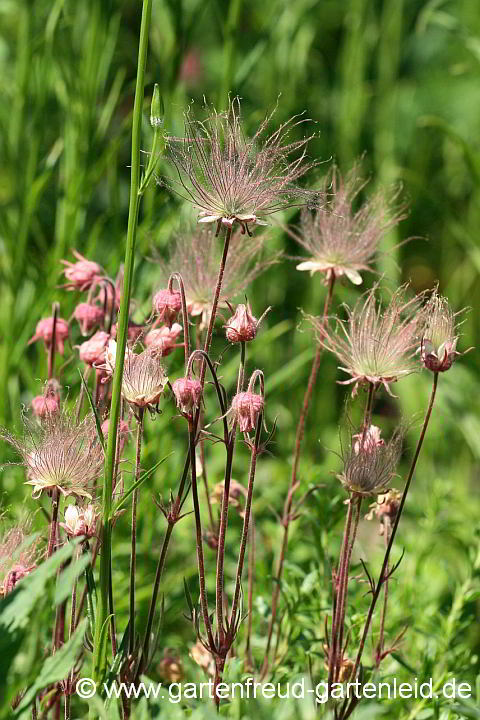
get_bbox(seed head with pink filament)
[293,164,406,285]
[165,97,318,234]
[312,285,423,396]
[420,291,463,373]
[1,409,103,500]
[156,224,279,330]
[338,426,403,497]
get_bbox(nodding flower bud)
[231,391,264,433]
[172,378,203,415]
[144,324,183,356]
[225,303,259,343]
[31,393,60,419]
[61,250,103,292]
[79,331,110,367]
[153,289,182,327]
[74,303,105,335]
[59,504,97,539]
[28,317,70,355]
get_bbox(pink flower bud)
[31,393,60,418]
[28,317,70,355]
[61,250,103,292]
[79,331,110,367]
[74,303,105,335]
[172,378,203,415]
[144,324,183,356]
[421,339,458,373]
[231,391,264,433]
[225,303,258,343]
[153,289,182,327]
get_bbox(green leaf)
[54,549,92,605]
[15,619,88,715]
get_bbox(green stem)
[92,0,153,687]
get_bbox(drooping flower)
[121,348,169,410]
[365,488,402,535]
[224,302,269,343]
[159,649,184,683]
[338,426,403,497]
[73,303,105,335]
[230,391,264,433]
[420,291,462,373]
[0,518,39,596]
[155,225,279,329]
[152,289,182,327]
[165,97,318,234]
[28,316,70,355]
[144,324,183,356]
[171,377,203,415]
[2,409,104,500]
[60,250,104,292]
[78,331,110,367]
[292,164,406,285]
[312,285,422,395]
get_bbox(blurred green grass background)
[0,0,479,716]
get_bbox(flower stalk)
[92,0,154,687]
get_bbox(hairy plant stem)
[245,515,255,671]
[262,274,335,676]
[129,408,144,654]
[140,452,191,673]
[65,547,79,720]
[228,413,261,637]
[375,520,390,667]
[341,372,439,720]
[47,489,60,559]
[92,0,153,688]
[215,342,245,646]
[189,421,216,651]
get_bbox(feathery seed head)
[157,225,278,330]
[313,285,422,395]
[338,426,403,497]
[165,97,318,234]
[294,164,406,285]
[2,409,103,500]
[121,348,168,410]
[421,292,461,373]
